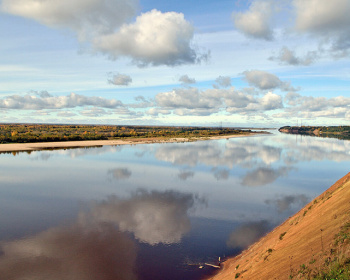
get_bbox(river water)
[0,130,349,279]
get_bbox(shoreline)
[207,172,350,279]
[0,133,262,153]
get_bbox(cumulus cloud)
[108,73,132,86]
[108,168,132,180]
[1,0,139,41]
[154,86,283,116]
[242,166,290,187]
[242,70,297,91]
[93,9,210,67]
[227,221,271,249]
[269,46,319,66]
[0,92,123,110]
[146,108,171,116]
[0,223,137,280]
[293,0,350,34]
[232,0,274,40]
[80,107,109,117]
[1,1,208,66]
[179,75,196,85]
[293,0,350,56]
[282,92,350,119]
[88,190,202,245]
[265,194,309,213]
[214,76,232,88]
[57,111,77,117]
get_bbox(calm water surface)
[0,131,350,279]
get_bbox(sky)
[0,0,349,127]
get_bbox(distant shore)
[0,133,261,153]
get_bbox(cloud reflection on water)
[0,223,137,280]
[226,221,271,250]
[154,140,282,168]
[86,189,204,245]
[108,168,132,180]
[265,194,309,213]
[241,167,291,187]
[177,169,195,181]
[0,189,203,279]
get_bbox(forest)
[0,123,255,144]
[279,126,350,140]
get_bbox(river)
[0,130,349,279]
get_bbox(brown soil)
[208,172,350,280]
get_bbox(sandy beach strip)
[0,133,261,153]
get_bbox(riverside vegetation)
[0,124,258,144]
[279,126,350,141]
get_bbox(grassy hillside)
[208,173,350,280]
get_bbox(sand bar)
[0,133,262,153]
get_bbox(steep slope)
[208,172,350,280]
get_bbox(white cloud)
[214,76,232,88]
[0,92,123,110]
[293,0,350,55]
[108,73,132,86]
[1,0,138,41]
[1,2,209,66]
[146,108,171,116]
[269,46,319,66]
[242,70,297,91]
[283,93,350,119]
[57,111,77,117]
[179,75,196,85]
[232,0,274,40]
[293,0,350,34]
[93,9,210,67]
[80,107,109,117]
[154,86,283,116]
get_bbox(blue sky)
[0,0,349,127]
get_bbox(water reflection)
[154,139,282,169]
[0,223,137,280]
[241,167,291,187]
[0,189,205,279]
[177,169,195,181]
[277,135,350,164]
[226,221,271,250]
[211,167,230,181]
[1,132,350,279]
[265,194,309,213]
[108,168,132,180]
[26,145,124,161]
[85,190,205,245]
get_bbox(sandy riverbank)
[0,133,261,153]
